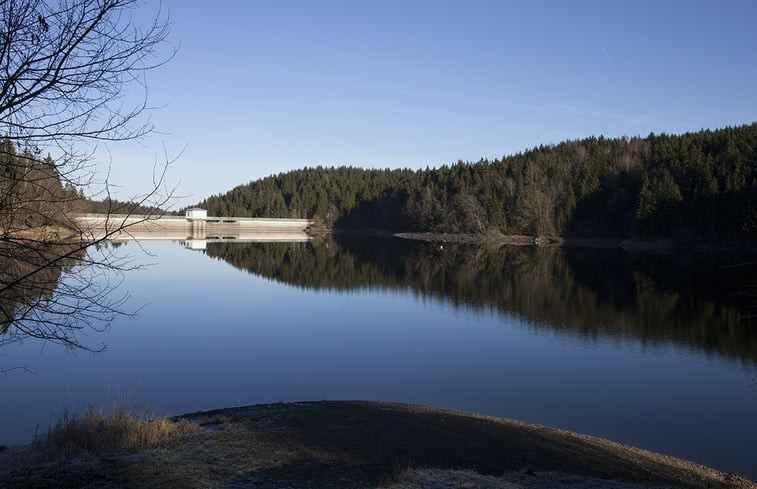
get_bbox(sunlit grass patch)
[31,401,199,460]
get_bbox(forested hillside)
[1,138,170,231]
[1,138,69,229]
[198,124,757,242]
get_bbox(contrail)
[601,47,613,63]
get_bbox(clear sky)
[102,0,757,208]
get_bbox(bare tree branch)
[0,0,174,356]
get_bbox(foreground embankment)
[0,401,753,489]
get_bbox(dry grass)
[30,401,198,461]
[381,468,677,489]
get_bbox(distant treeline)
[72,196,172,216]
[198,124,757,242]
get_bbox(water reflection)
[203,236,757,364]
[1,238,86,343]
[3,238,756,478]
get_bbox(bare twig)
[1,0,175,357]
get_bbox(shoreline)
[2,401,753,488]
[389,231,756,252]
[7,224,754,253]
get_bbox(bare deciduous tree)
[0,0,174,359]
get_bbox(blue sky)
[103,1,757,207]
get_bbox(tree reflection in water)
[203,236,757,364]
[0,238,130,361]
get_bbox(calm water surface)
[2,237,756,478]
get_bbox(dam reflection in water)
[2,236,756,479]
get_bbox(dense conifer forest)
[198,124,757,242]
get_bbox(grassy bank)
[1,401,753,489]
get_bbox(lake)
[2,236,756,479]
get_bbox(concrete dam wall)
[75,214,315,242]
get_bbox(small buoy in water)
[439,245,443,250]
